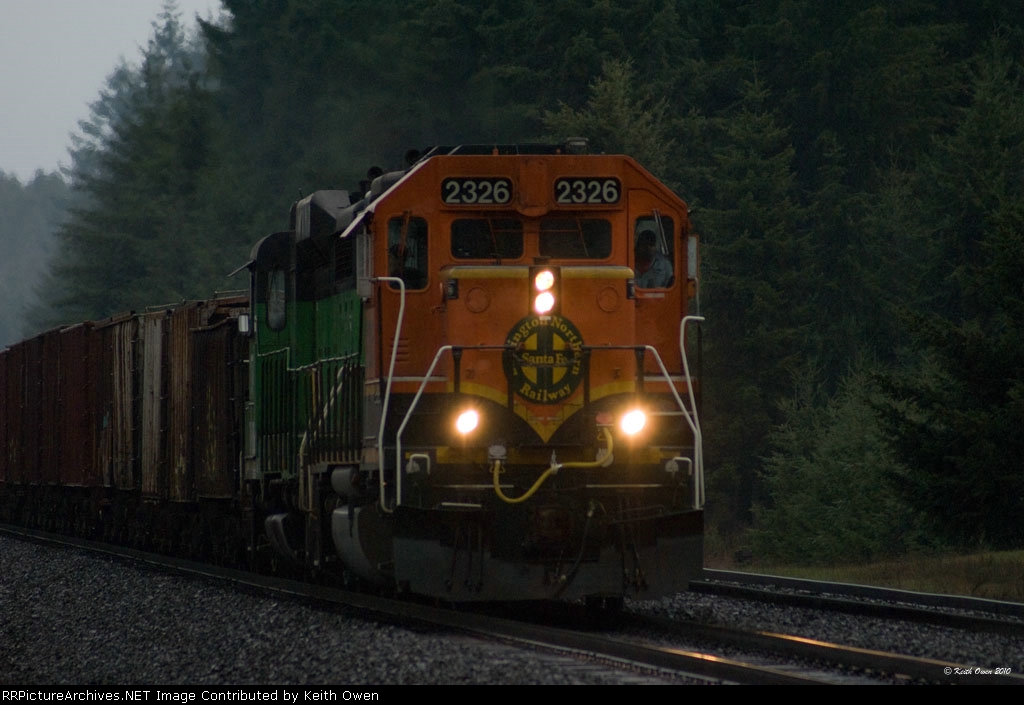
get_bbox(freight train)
[0,142,704,605]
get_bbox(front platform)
[391,504,703,601]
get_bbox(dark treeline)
[17,0,1024,562]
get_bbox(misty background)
[1,0,1021,565]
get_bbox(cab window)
[451,218,523,259]
[266,268,287,330]
[633,215,674,289]
[539,218,611,259]
[387,215,428,290]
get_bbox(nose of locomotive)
[438,264,640,443]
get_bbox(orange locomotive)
[248,143,705,602]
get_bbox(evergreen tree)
[690,74,813,532]
[753,364,924,563]
[878,35,1024,549]
[39,3,217,325]
[543,59,675,176]
[732,1,964,188]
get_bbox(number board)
[554,177,621,205]
[442,177,513,205]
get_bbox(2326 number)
[442,178,512,205]
[554,177,621,204]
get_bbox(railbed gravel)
[0,537,681,685]
[3,537,1021,684]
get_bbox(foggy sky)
[0,0,217,182]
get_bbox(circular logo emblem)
[504,315,585,404]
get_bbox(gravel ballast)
[3,536,1021,685]
[0,537,675,685]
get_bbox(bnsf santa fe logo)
[504,315,585,404]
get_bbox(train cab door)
[370,211,433,379]
[359,208,441,513]
[628,189,685,374]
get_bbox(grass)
[706,550,1024,603]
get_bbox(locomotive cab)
[244,145,704,602]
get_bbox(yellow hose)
[492,429,613,504]
[492,461,558,504]
[558,427,614,470]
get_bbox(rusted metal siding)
[140,312,168,499]
[21,335,44,485]
[4,296,249,507]
[39,330,63,486]
[3,343,25,484]
[57,323,96,487]
[192,320,244,498]
[167,305,201,502]
[95,316,137,490]
[87,325,107,487]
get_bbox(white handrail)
[375,277,406,513]
[680,315,705,506]
[641,340,703,509]
[393,345,454,510]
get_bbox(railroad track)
[615,611,1023,684]
[4,525,1021,685]
[694,569,1024,637]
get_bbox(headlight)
[534,291,555,315]
[620,409,647,436]
[455,409,480,435]
[533,268,556,315]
